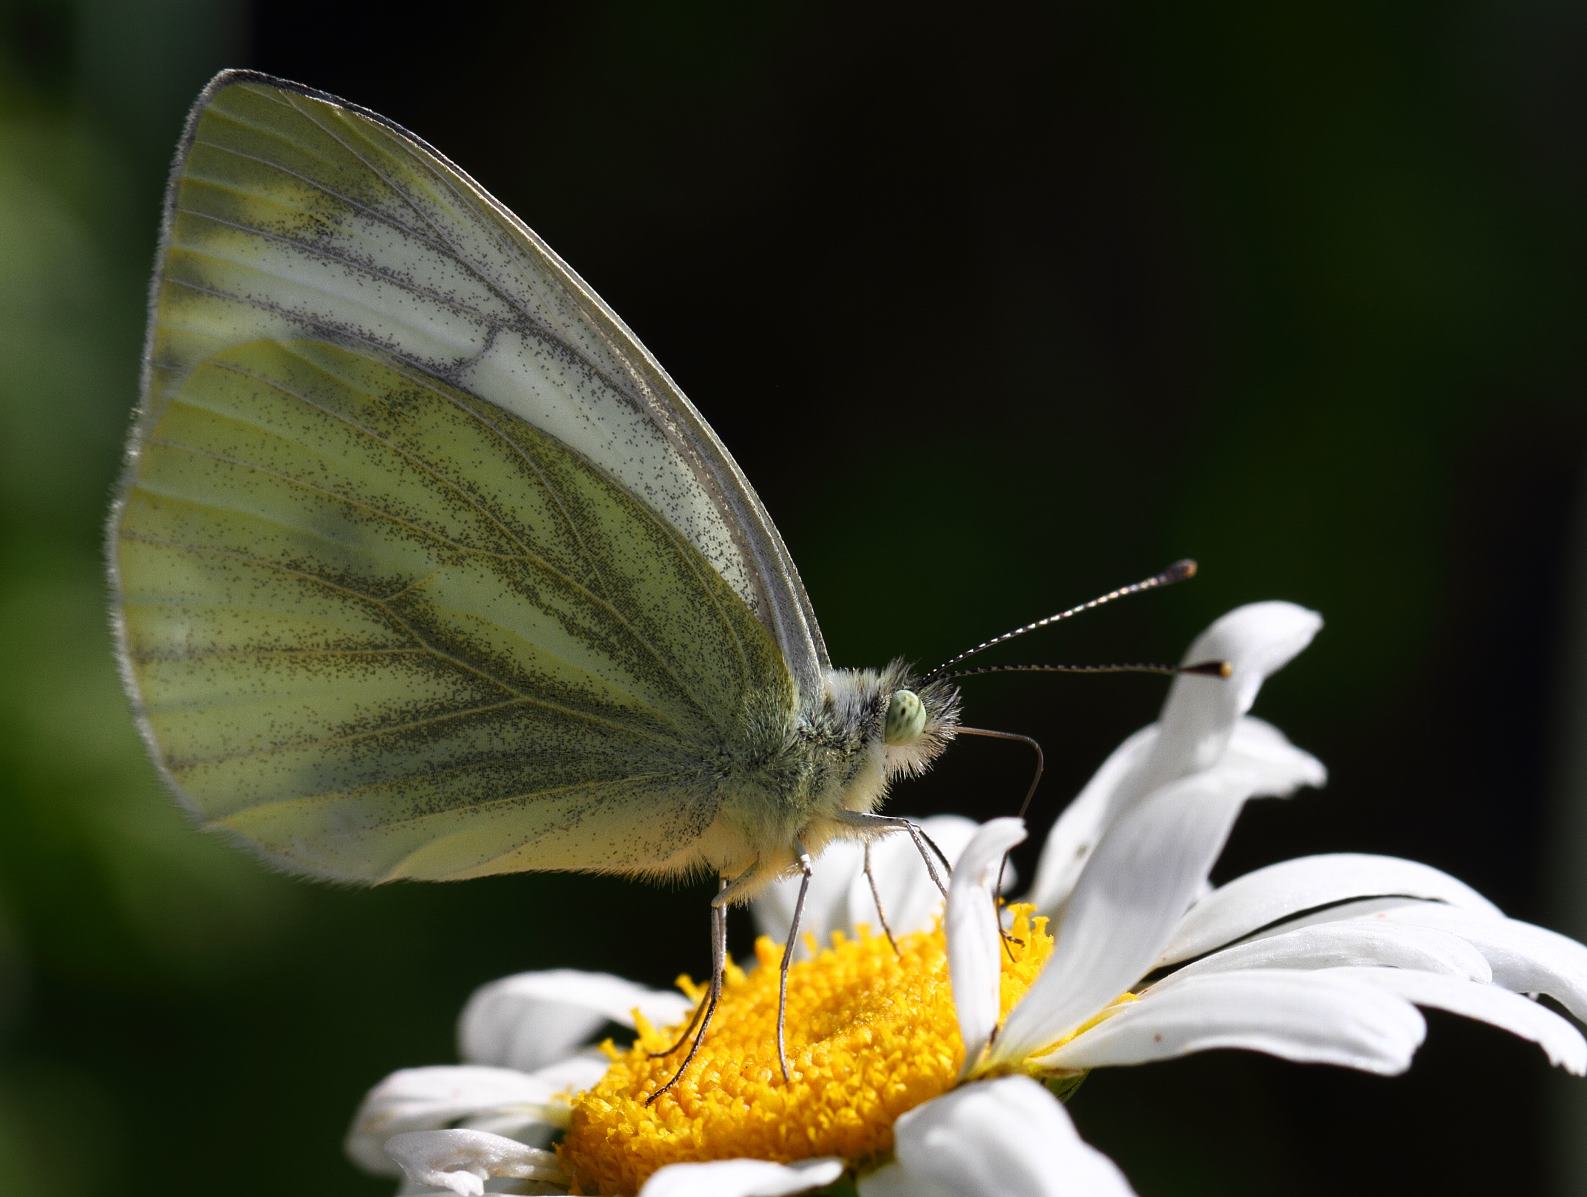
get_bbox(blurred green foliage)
[0,2,1584,1195]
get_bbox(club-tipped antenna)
[945,659,1231,683]
[921,559,1200,683]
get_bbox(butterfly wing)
[136,69,826,698]
[109,73,805,883]
[114,336,794,883]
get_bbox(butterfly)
[108,70,1208,1096]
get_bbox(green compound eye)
[884,689,928,745]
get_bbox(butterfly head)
[876,664,960,780]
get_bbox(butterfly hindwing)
[115,336,794,882]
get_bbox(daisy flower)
[346,603,1587,1197]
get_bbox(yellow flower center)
[560,906,1055,1196]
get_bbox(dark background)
[2,2,1585,1194]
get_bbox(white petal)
[1153,918,1492,986]
[517,1050,609,1095]
[1157,854,1503,967]
[1236,896,1420,935]
[1038,969,1425,1074]
[384,1128,563,1197]
[1230,899,1587,1026]
[1375,904,1587,1022]
[459,970,692,1070]
[858,1076,1136,1197]
[347,1065,569,1175]
[1025,723,1159,916]
[457,1054,609,1147]
[858,1162,935,1197]
[947,818,1028,1075]
[1154,602,1321,776]
[640,1157,844,1197]
[1328,966,1587,1074]
[990,771,1250,1069]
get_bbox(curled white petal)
[1155,602,1322,776]
[1029,718,1324,914]
[347,1065,570,1175]
[1157,854,1503,967]
[1037,969,1426,1074]
[990,771,1251,1069]
[1027,601,1324,918]
[858,1075,1136,1197]
[459,969,691,1070]
[640,1156,844,1197]
[946,817,1027,1075]
[1330,966,1587,1074]
[1190,892,1587,1026]
[384,1128,563,1197]
[1373,904,1587,1022]
[1154,918,1492,987]
[1238,898,1587,1025]
[1213,717,1327,794]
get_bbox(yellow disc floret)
[560,906,1056,1196]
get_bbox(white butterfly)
[108,71,1206,1095]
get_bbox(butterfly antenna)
[921,559,1200,684]
[946,659,1232,683]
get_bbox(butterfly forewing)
[141,71,826,698]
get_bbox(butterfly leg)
[862,839,901,956]
[833,811,951,900]
[646,882,723,1061]
[956,725,1046,957]
[647,861,767,1103]
[775,842,813,1083]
